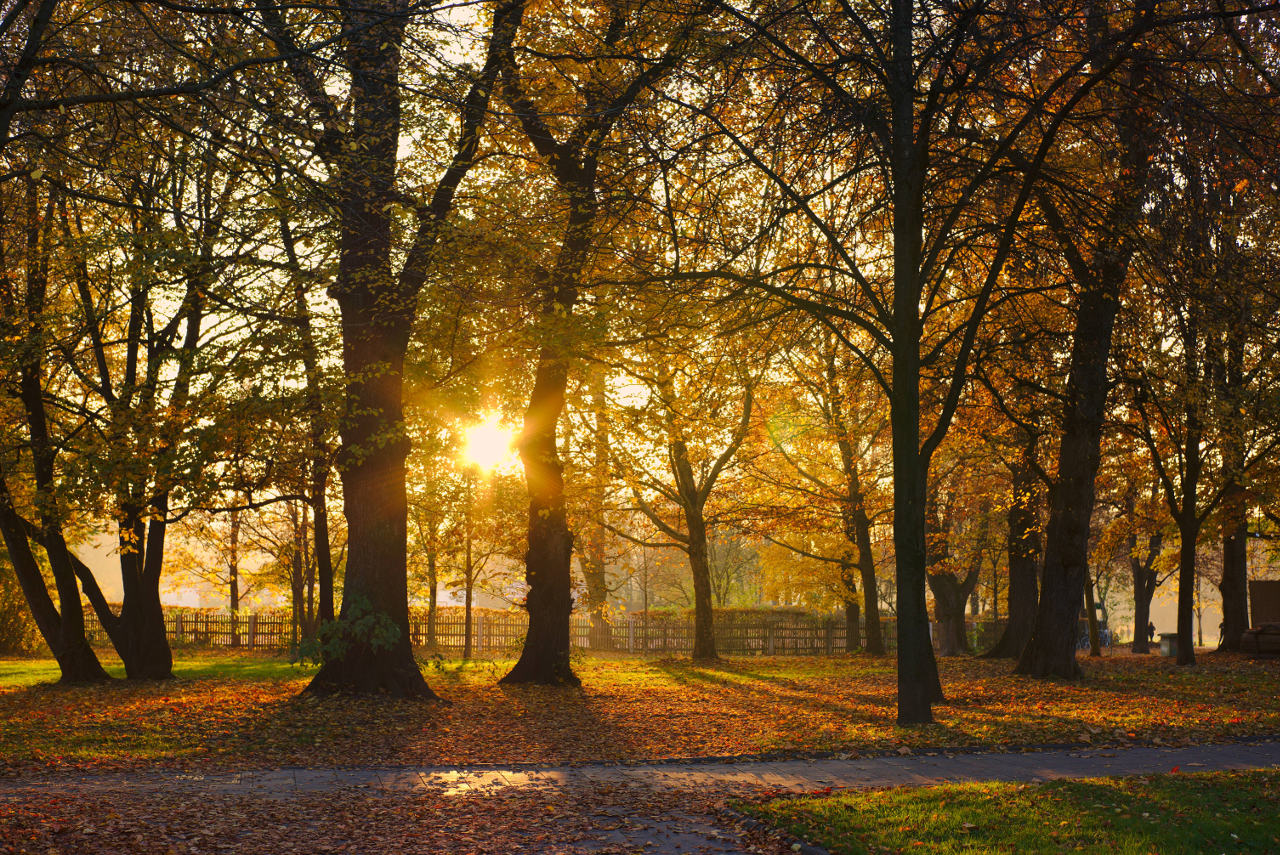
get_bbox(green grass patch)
[744,769,1280,853]
[0,651,312,686]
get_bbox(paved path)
[5,740,1279,797]
[4,743,1278,854]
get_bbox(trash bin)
[1158,632,1178,658]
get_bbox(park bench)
[1241,623,1280,657]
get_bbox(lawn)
[1,650,1277,772]
[743,769,1280,853]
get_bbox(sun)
[462,415,516,471]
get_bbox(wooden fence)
[84,606,1003,656]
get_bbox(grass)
[0,650,307,687]
[743,769,1280,853]
[0,649,1277,771]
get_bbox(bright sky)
[462,414,517,471]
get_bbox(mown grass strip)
[743,769,1280,854]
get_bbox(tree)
[492,0,709,683]
[621,342,758,660]
[257,0,526,696]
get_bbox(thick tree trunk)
[928,527,982,659]
[685,506,717,661]
[891,382,944,722]
[1176,514,1199,666]
[984,450,1040,658]
[928,572,973,657]
[307,321,431,695]
[502,348,579,685]
[887,0,942,722]
[844,597,861,651]
[1219,488,1249,650]
[305,4,435,698]
[1017,284,1118,679]
[0,472,108,682]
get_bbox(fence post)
[248,614,258,649]
[175,611,184,643]
[825,618,834,655]
[766,622,775,656]
[627,615,635,654]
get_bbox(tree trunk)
[115,508,173,679]
[502,347,579,685]
[983,444,1040,658]
[887,0,942,721]
[426,544,439,650]
[828,342,884,655]
[307,313,431,695]
[1216,300,1249,651]
[1219,486,1249,650]
[313,461,335,626]
[685,505,717,661]
[1176,513,1199,666]
[295,272,336,628]
[890,381,943,722]
[303,4,435,698]
[581,366,612,650]
[463,578,473,662]
[1175,419,1202,667]
[844,597,861,652]
[1017,284,1119,679]
[928,573,972,656]
[1084,572,1101,657]
[856,525,884,655]
[1132,576,1154,654]
[0,470,108,683]
[928,541,983,658]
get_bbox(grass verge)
[742,769,1280,854]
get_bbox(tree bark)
[927,502,984,658]
[1130,526,1162,654]
[1219,485,1249,650]
[426,539,439,650]
[502,348,579,685]
[1217,302,1249,650]
[684,500,717,661]
[843,596,861,652]
[1175,421,1202,667]
[1017,284,1119,678]
[983,441,1040,658]
[1084,571,1101,657]
[928,570,979,656]
[0,469,108,682]
[305,5,434,698]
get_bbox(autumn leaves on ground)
[2,651,1277,774]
